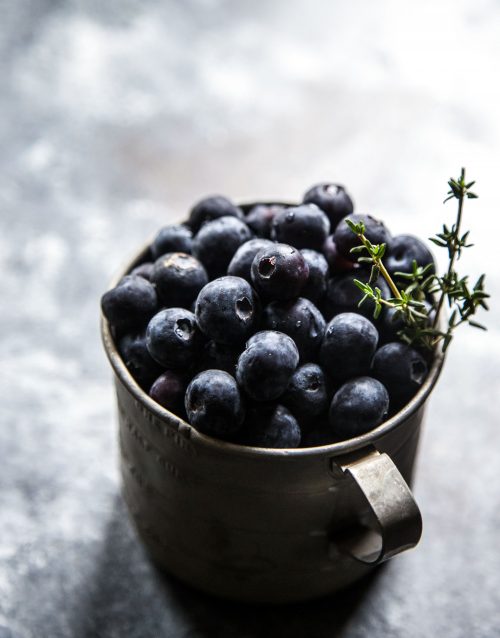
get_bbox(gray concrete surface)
[1,1,499,636]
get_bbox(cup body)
[102,235,443,603]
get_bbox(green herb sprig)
[346,168,489,353]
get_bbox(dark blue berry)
[329,377,389,440]
[371,342,428,408]
[379,302,435,344]
[198,340,239,376]
[146,308,203,369]
[185,370,244,438]
[334,213,391,259]
[262,297,325,362]
[118,332,164,390]
[385,234,435,278]
[236,331,299,401]
[250,243,309,301]
[300,249,329,304]
[303,183,354,231]
[227,238,274,282]
[283,363,329,422]
[152,252,208,308]
[238,403,301,448]
[322,272,390,321]
[151,224,193,259]
[192,216,253,278]
[320,313,379,382]
[322,235,356,274]
[271,204,330,250]
[195,276,261,346]
[189,195,243,233]
[130,262,154,280]
[245,203,285,238]
[149,370,186,414]
[101,275,158,331]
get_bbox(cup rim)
[101,205,445,460]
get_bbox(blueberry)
[334,213,391,259]
[149,370,186,414]
[371,342,428,409]
[152,252,208,308]
[320,313,379,382]
[322,235,356,274]
[385,234,435,278]
[101,275,158,331]
[245,203,285,238]
[238,403,301,448]
[227,238,274,282]
[271,204,330,250]
[130,262,154,280]
[250,243,309,301]
[379,301,435,344]
[198,340,240,376]
[185,369,245,438]
[322,272,390,321]
[303,183,354,231]
[300,249,329,304]
[236,331,299,401]
[146,308,203,369]
[283,363,329,422]
[262,297,326,362]
[195,276,261,346]
[192,216,253,278]
[329,377,389,440]
[118,332,164,390]
[189,195,244,233]
[151,224,193,259]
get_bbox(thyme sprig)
[346,168,489,353]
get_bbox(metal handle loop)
[331,450,422,564]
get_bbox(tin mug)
[101,208,444,604]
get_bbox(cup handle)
[329,449,423,565]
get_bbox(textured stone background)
[1,1,499,636]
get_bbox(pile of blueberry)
[101,184,435,448]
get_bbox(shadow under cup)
[101,237,444,604]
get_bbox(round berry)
[151,224,193,259]
[322,272,390,321]
[118,332,164,390]
[195,276,261,346]
[130,262,154,280]
[245,203,285,238]
[334,213,391,259]
[149,370,186,414]
[152,252,208,309]
[322,235,356,274]
[262,297,326,362]
[101,275,158,331]
[188,195,243,233]
[300,249,329,304]
[236,331,299,402]
[146,308,203,369]
[385,234,435,278]
[185,370,245,438]
[238,403,301,448]
[283,363,329,422]
[320,313,379,382]
[271,204,330,251]
[329,377,389,440]
[251,243,309,301]
[303,183,354,230]
[227,238,274,282]
[371,342,428,408]
[192,216,253,278]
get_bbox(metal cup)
[101,217,444,604]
